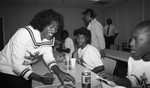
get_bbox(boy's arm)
[113,76,131,87]
[61,48,70,53]
[99,72,131,87]
[56,47,70,53]
[92,65,104,74]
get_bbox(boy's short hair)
[135,20,150,32]
[30,9,64,32]
[60,30,69,38]
[107,18,112,24]
[76,27,91,44]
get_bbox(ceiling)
[0,0,129,9]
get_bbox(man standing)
[104,18,118,49]
[82,8,105,53]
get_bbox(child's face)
[130,27,150,60]
[77,34,87,48]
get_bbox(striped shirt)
[0,26,56,80]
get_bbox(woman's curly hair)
[29,9,64,32]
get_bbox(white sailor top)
[0,26,56,80]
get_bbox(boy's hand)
[98,72,115,81]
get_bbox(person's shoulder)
[128,56,142,63]
[18,27,28,32]
[95,21,103,27]
[111,24,116,28]
[16,27,29,36]
[87,44,97,51]
[104,25,108,28]
[66,37,73,42]
[128,56,134,60]
[68,37,73,40]
[77,47,81,53]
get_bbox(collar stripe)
[25,27,54,46]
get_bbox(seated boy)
[56,30,75,58]
[99,20,150,88]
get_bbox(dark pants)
[104,35,114,49]
[0,72,32,88]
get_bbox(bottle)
[81,70,91,88]
[65,55,70,70]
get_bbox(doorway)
[0,17,4,51]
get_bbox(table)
[104,49,131,62]
[104,49,131,78]
[32,60,101,88]
[32,51,126,88]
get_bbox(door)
[0,17,4,51]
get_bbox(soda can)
[81,70,91,88]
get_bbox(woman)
[0,9,75,88]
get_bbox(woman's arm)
[28,72,54,85]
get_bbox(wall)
[0,5,104,45]
[144,0,150,20]
[1,0,150,49]
[103,0,150,50]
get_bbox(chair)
[72,50,78,58]
[110,44,119,50]
[102,57,117,75]
[122,42,131,52]
[122,42,128,50]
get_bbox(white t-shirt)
[64,37,75,58]
[77,44,103,70]
[0,26,56,80]
[87,18,105,51]
[126,56,150,87]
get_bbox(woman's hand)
[57,71,76,85]
[40,73,55,85]
[29,72,55,85]
[51,65,76,85]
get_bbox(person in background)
[0,9,75,88]
[76,27,104,74]
[82,8,105,53]
[73,28,80,51]
[56,30,74,58]
[104,18,118,49]
[99,20,150,88]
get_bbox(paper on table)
[96,75,116,87]
[35,81,81,88]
